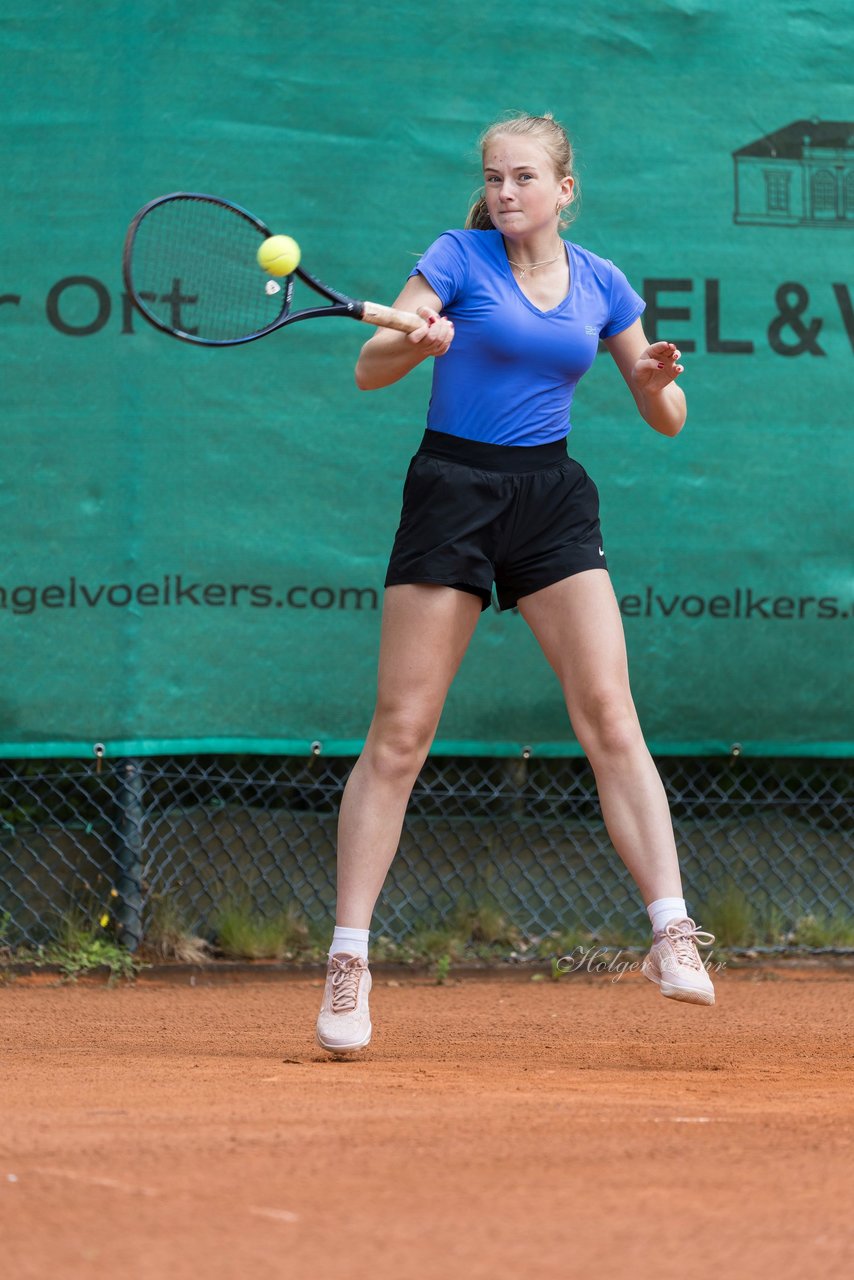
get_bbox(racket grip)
[359,300,424,334]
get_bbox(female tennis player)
[316,112,715,1054]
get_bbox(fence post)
[114,758,144,951]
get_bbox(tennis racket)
[122,192,423,346]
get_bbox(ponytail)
[465,194,494,231]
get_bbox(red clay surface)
[1,963,853,1280]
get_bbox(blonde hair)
[465,112,578,231]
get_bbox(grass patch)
[450,900,521,949]
[37,911,140,983]
[214,897,309,960]
[372,900,523,979]
[790,910,854,948]
[534,925,595,960]
[141,897,212,964]
[375,904,650,975]
[701,883,757,948]
[408,924,466,960]
[751,902,786,946]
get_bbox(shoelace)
[329,957,366,1013]
[663,918,715,970]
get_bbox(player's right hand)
[409,306,455,355]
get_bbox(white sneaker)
[641,917,716,1006]
[315,953,372,1053]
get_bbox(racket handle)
[359,300,424,334]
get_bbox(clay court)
[1,963,852,1280]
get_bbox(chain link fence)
[2,753,852,955]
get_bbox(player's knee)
[367,713,434,782]
[573,688,640,759]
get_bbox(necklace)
[506,249,564,280]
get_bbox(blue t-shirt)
[409,229,645,447]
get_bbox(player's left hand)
[631,341,684,393]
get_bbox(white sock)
[647,897,688,936]
[330,925,370,961]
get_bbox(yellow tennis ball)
[257,235,301,277]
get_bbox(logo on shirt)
[585,324,598,336]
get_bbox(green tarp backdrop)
[1,1,852,758]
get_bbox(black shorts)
[385,429,607,611]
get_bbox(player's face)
[482,136,573,240]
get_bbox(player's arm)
[355,274,455,390]
[603,319,686,437]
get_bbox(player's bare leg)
[519,569,714,1004]
[519,569,681,899]
[336,583,482,928]
[316,583,481,1053]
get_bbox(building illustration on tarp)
[733,119,854,227]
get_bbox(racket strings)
[130,199,286,341]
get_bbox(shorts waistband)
[417,429,569,474]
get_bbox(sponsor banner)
[1,1,851,756]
